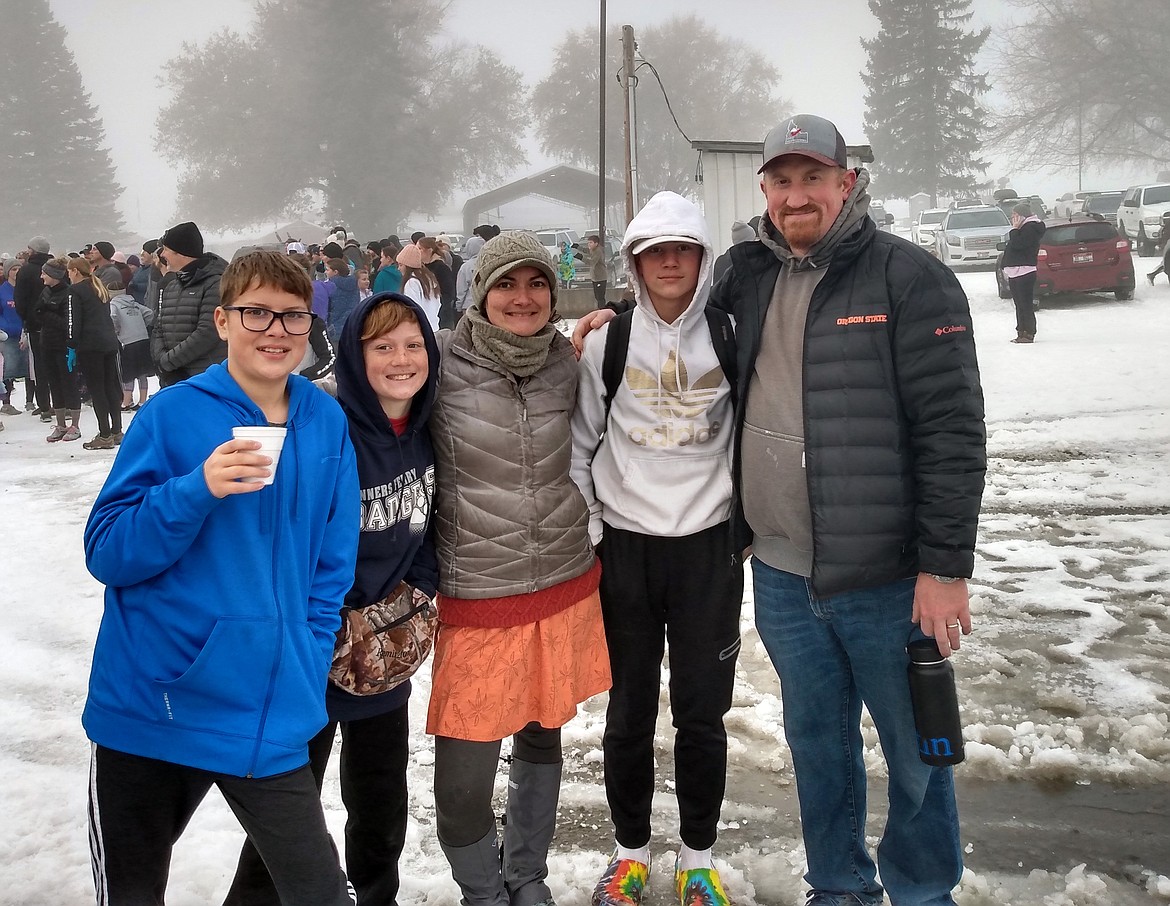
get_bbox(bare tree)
[995,0,1170,174]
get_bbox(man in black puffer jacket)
[718,115,984,906]
[13,237,53,416]
[575,114,985,906]
[151,221,228,386]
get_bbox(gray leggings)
[434,722,560,846]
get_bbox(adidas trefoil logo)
[624,349,724,447]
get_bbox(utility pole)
[621,24,638,221]
[598,0,606,246]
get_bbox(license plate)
[1072,253,1093,263]
[977,250,991,258]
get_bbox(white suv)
[912,208,947,249]
[1116,184,1170,256]
[935,206,1011,266]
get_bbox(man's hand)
[203,439,272,498]
[911,573,972,657]
[570,308,617,358]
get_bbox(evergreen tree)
[861,0,990,205]
[0,0,125,254]
[156,0,527,238]
[532,16,787,200]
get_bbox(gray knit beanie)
[41,261,68,281]
[730,220,756,244]
[472,231,558,309]
[28,236,50,255]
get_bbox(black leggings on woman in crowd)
[39,344,80,411]
[76,350,123,437]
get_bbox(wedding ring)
[946,622,961,629]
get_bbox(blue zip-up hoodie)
[82,363,359,778]
[327,291,440,721]
[328,272,360,338]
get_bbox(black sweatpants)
[88,745,352,906]
[591,281,608,307]
[40,342,80,410]
[76,350,123,437]
[598,521,743,850]
[1009,271,1038,337]
[225,704,410,906]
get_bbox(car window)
[1044,223,1118,245]
[920,211,945,225]
[946,211,1010,229]
[536,233,558,246]
[1123,188,1139,205]
[1085,194,1122,213]
[1141,186,1170,205]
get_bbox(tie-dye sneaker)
[675,859,732,906]
[591,853,650,906]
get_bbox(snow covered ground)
[2,260,1168,905]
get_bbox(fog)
[40,0,1140,242]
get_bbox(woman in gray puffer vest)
[428,231,611,906]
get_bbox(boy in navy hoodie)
[82,250,359,906]
[225,291,440,906]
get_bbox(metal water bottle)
[907,639,965,766]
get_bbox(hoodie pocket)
[739,421,813,554]
[152,618,276,739]
[263,621,330,750]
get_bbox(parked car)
[535,228,581,262]
[1116,183,1170,255]
[912,208,948,248]
[994,218,1134,301]
[935,206,1011,266]
[1053,191,1100,219]
[1075,191,1124,226]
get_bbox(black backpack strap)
[704,305,738,410]
[592,309,635,463]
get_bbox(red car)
[996,217,1135,301]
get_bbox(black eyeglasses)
[221,306,317,335]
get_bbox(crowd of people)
[6,113,986,906]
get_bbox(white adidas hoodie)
[570,191,735,545]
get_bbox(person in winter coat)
[14,237,52,416]
[454,235,484,322]
[417,237,457,329]
[575,234,609,306]
[35,258,83,441]
[83,250,359,906]
[396,244,441,333]
[88,240,123,288]
[152,221,228,386]
[570,192,742,906]
[0,260,27,413]
[429,231,610,906]
[65,258,122,449]
[373,243,404,295]
[574,114,985,906]
[108,282,155,411]
[225,291,439,906]
[1001,203,1046,343]
[326,257,360,340]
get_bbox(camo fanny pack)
[328,582,438,696]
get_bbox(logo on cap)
[785,120,809,146]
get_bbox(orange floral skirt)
[426,590,611,741]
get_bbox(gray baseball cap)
[758,114,848,173]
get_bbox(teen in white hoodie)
[570,191,741,906]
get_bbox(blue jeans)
[752,561,962,905]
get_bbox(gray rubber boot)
[440,828,509,906]
[502,759,562,906]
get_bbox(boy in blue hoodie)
[225,291,440,906]
[82,250,359,906]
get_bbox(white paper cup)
[232,426,287,485]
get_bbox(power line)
[634,58,690,145]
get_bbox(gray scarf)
[465,303,556,378]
